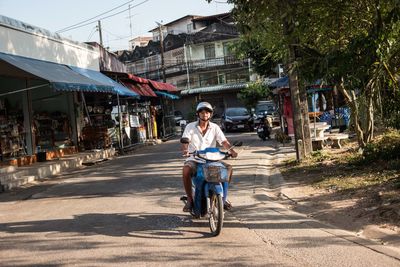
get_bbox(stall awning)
[148,80,177,92]
[102,70,177,93]
[69,66,139,98]
[0,52,114,93]
[180,82,247,95]
[154,90,180,99]
[122,82,157,97]
[269,76,289,89]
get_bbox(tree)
[211,0,400,150]
[295,0,400,148]
[210,0,313,160]
[238,80,271,110]
[230,35,278,77]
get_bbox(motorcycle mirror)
[180,137,190,144]
[233,141,243,147]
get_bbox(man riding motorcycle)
[180,102,238,212]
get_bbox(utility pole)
[157,22,166,82]
[97,20,103,46]
[184,43,190,89]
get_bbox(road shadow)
[0,212,215,240]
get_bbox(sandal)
[183,201,193,212]
[224,200,233,211]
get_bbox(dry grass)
[280,136,400,227]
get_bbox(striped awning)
[0,52,114,93]
[69,66,139,97]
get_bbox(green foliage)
[311,150,330,162]
[238,80,271,109]
[231,37,278,76]
[362,129,400,162]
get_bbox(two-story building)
[118,13,253,121]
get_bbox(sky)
[0,0,233,51]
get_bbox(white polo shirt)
[182,120,227,159]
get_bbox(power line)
[86,26,97,41]
[56,0,135,33]
[56,0,150,34]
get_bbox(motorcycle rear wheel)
[209,193,224,236]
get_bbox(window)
[218,74,226,84]
[187,23,193,33]
[223,42,233,57]
[199,72,218,87]
[204,44,216,59]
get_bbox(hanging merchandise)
[80,93,114,150]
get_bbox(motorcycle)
[179,119,187,135]
[256,112,273,141]
[180,139,242,236]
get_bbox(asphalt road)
[0,132,399,266]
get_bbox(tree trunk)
[366,92,374,143]
[337,80,366,148]
[299,84,312,155]
[288,45,311,161]
[284,0,311,161]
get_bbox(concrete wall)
[0,15,100,70]
[188,41,226,61]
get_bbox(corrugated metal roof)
[180,82,248,95]
[269,76,289,88]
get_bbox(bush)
[275,130,291,143]
[362,129,400,162]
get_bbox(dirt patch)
[277,139,400,246]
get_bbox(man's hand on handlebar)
[182,150,190,157]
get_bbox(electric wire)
[56,0,136,33]
[56,0,150,34]
[86,26,98,41]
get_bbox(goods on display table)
[81,126,111,149]
[81,105,114,150]
[0,99,25,161]
[34,112,72,151]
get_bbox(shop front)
[103,71,159,145]
[0,52,118,166]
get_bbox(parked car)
[221,107,255,132]
[254,101,280,126]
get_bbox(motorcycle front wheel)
[209,193,224,236]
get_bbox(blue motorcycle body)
[191,148,229,217]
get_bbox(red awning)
[126,73,149,84]
[102,70,176,93]
[122,82,156,97]
[148,80,177,92]
[102,71,148,83]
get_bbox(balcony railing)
[128,56,248,78]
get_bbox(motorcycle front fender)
[205,182,224,197]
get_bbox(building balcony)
[128,55,249,79]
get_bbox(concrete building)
[118,12,253,120]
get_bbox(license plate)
[257,128,264,132]
[237,124,244,129]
